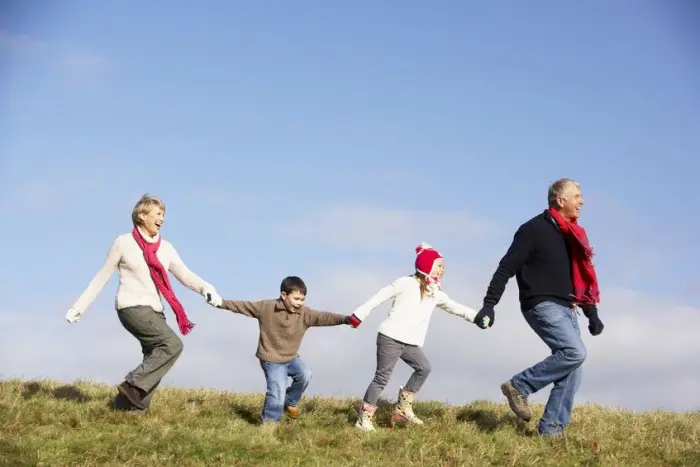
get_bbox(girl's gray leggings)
[363,333,432,405]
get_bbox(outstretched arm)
[435,290,478,323]
[70,236,123,316]
[167,244,217,296]
[351,279,403,323]
[304,308,349,327]
[217,299,264,318]
[473,224,534,329]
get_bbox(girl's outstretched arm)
[351,278,405,323]
[434,290,478,323]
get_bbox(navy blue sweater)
[483,210,574,312]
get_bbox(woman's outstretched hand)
[65,308,82,324]
[205,291,223,307]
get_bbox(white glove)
[205,290,222,307]
[65,308,82,324]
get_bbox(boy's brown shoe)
[285,405,300,419]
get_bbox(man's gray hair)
[547,178,580,207]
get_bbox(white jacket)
[70,228,214,315]
[352,276,477,347]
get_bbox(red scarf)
[132,227,195,335]
[547,207,600,306]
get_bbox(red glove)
[346,314,362,328]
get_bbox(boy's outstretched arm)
[304,308,350,327]
[208,294,263,318]
[435,290,478,323]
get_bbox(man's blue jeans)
[259,356,312,422]
[511,301,587,435]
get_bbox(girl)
[347,243,477,431]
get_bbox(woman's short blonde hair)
[131,194,166,227]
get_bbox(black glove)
[474,306,495,329]
[582,305,604,336]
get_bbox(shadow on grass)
[456,406,534,435]
[21,381,92,403]
[107,381,163,413]
[231,401,261,425]
[107,393,150,414]
[331,405,359,425]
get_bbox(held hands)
[345,314,361,328]
[581,305,604,336]
[65,308,82,324]
[205,291,223,307]
[473,306,495,329]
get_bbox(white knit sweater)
[352,276,477,347]
[70,228,214,315]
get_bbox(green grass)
[1,379,698,466]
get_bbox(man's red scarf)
[547,207,600,306]
[132,227,196,335]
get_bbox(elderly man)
[474,178,604,437]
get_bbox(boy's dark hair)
[280,276,307,295]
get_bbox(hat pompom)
[415,242,433,255]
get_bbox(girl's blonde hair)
[131,194,166,227]
[414,272,429,300]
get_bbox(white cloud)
[1,206,698,415]
[0,29,112,83]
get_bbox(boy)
[206,276,356,424]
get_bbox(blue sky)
[0,1,698,411]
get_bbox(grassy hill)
[1,379,698,466]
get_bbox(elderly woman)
[65,194,222,411]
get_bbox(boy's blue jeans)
[259,356,312,422]
[511,301,587,435]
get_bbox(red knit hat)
[415,243,443,278]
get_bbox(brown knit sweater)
[218,298,348,363]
